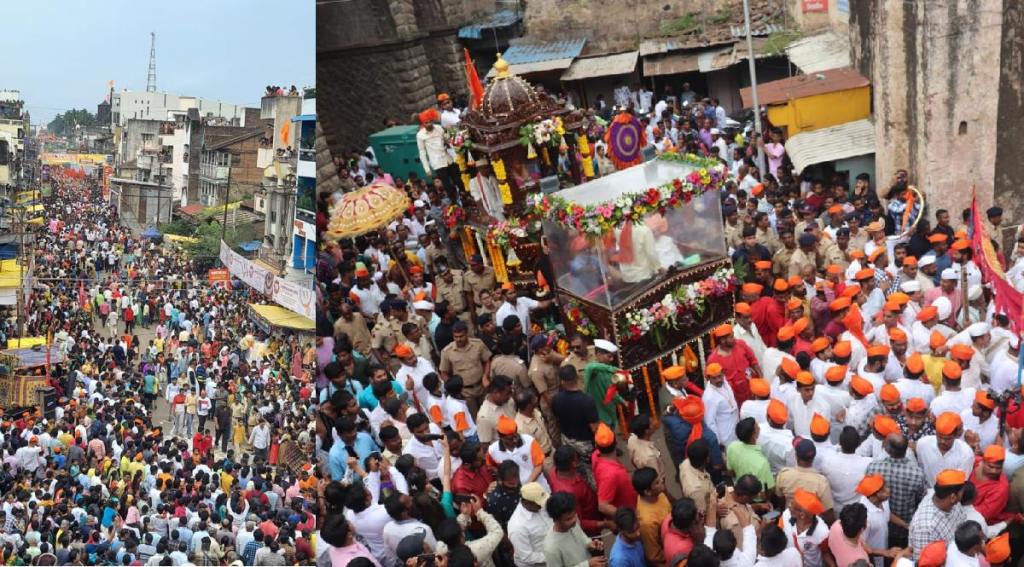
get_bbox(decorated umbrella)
[604,112,646,170]
[326,182,410,241]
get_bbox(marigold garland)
[618,265,736,343]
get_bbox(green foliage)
[710,8,733,25]
[182,218,256,259]
[158,218,197,236]
[660,13,700,35]
[47,109,97,136]
[763,30,804,56]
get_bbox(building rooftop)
[739,67,871,108]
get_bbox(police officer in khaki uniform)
[434,262,472,327]
[560,334,596,380]
[491,334,528,390]
[772,229,797,277]
[464,253,497,308]
[371,300,410,366]
[439,320,492,414]
[788,233,819,279]
[528,334,564,443]
[722,204,743,250]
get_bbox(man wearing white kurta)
[702,364,739,446]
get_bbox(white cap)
[594,339,619,353]
[967,284,983,300]
[941,268,958,280]
[900,280,921,293]
[919,255,937,267]
[414,200,425,208]
[933,296,952,320]
[413,300,434,311]
[967,322,991,337]
[710,128,721,135]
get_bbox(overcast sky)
[1,0,314,125]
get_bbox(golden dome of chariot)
[481,53,543,119]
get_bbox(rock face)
[317,0,468,155]
[850,0,1024,244]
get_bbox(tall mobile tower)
[146,32,157,93]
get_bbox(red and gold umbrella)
[326,182,410,241]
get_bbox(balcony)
[199,163,229,181]
[298,148,315,163]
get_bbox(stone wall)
[995,4,1024,237]
[849,0,1002,220]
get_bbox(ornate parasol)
[604,112,646,170]
[326,182,410,241]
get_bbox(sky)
[1,0,314,125]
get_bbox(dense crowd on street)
[0,172,323,566]
[320,86,1024,567]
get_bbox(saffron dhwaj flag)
[970,188,1023,332]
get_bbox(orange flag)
[281,120,291,146]
[464,49,485,110]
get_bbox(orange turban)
[906,352,924,374]
[793,488,825,515]
[394,344,414,358]
[936,469,967,486]
[929,330,947,350]
[950,344,974,361]
[986,533,1011,564]
[409,266,424,275]
[825,365,847,384]
[712,324,733,338]
[869,248,886,262]
[826,264,842,275]
[976,390,996,411]
[880,384,900,404]
[773,278,789,292]
[594,422,615,447]
[918,541,947,567]
[810,337,830,353]
[735,302,752,315]
[984,444,1006,463]
[832,341,852,358]
[906,397,928,413]
[942,360,962,380]
[496,415,518,436]
[749,378,771,398]
[786,298,803,311]
[662,366,686,380]
[779,358,800,379]
[935,412,962,435]
[674,396,705,447]
[418,108,440,125]
[889,292,911,305]
[841,284,862,298]
[788,275,804,288]
[777,326,795,342]
[856,474,884,497]
[741,283,764,296]
[795,371,815,386]
[888,327,907,343]
[829,297,852,312]
[766,399,788,425]
[850,375,874,396]
[754,260,772,270]
[866,344,890,358]
[842,305,870,348]
[792,318,810,335]
[706,363,723,377]
[951,239,970,251]
[927,233,948,244]
[855,268,875,281]
[873,415,900,437]
[810,413,830,437]
[917,305,939,322]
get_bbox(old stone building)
[318,0,495,154]
[850,0,1024,243]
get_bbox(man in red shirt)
[751,279,789,347]
[972,444,1011,525]
[192,429,213,460]
[592,422,638,520]
[706,324,762,406]
[548,445,608,535]
[451,442,494,501]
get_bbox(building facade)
[197,129,264,207]
[0,91,26,188]
[110,91,249,128]
[291,94,316,279]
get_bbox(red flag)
[464,49,484,110]
[970,187,1024,331]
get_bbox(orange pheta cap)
[935,412,963,435]
[810,413,830,436]
[856,474,884,497]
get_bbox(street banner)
[970,188,1023,331]
[219,241,314,319]
[802,0,827,12]
[207,268,232,290]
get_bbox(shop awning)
[7,337,45,349]
[24,204,43,214]
[239,240,263,252]
[561,51,639,81]
[642,45,734,76]
[487,38,587,77]
[1,346,64,367]
[458,10,522,40]
[785,31,851,74]
[164,233,200,244]
[249,304,315,331]
[784,119,876,173]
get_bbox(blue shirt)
[661,413,723,470]
[328,431,378,481]
[609,536,646,567]
[356,380,405,410]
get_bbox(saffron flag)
[464,49,484,110]
[970,188,1024,332]
[281,120,291,147]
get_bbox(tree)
[47,109,97,136]
[183,219,256,260]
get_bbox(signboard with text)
[218,241,314,319]
[207,268,232,290]
[802,0,827,12]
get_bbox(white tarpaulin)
[219,241,315,320]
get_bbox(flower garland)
[449,127,474,157]
[527,153,728,235]
[518,118,564,150]
[442,205,466,229]
[563,299,599,337]
[618,265,736,344]
[485,216,539,249]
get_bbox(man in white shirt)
[507,483,552,567]
[960,390,999,450]
[381,497,437,567]
[989,335,1020,394]
[822,426,872,511]
[757,400,795,474]
[415,109,459,202]
[437,93,461,128]
[394,349,436,412]
[930,360,975,418]
[494,284,550,331]
[404,413,445,480]
[916,412,976,483]
[702,363,739,446]
[787,372,832,438]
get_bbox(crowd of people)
[0,171,324,565]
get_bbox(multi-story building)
[290,92,316,281]
[197,127,265,207]
[256,92,302,274]
[110,90,247,128]
[0,90,26,188]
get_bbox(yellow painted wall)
[766,86,871,136]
